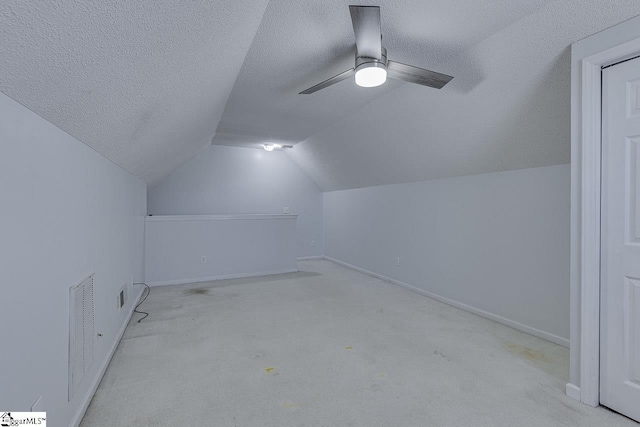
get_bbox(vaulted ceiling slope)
[3,2,640,189]
[213,0,555,149]
[286,0,640,191]
[0,0,269,183]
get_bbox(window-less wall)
[324,164,570,346]
[145,214,298,286]
[0,92,146,426]
[147,145,323,258]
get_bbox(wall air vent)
[68,273,95,400]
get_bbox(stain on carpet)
[282,400,296,409]
[433,349,452,362]
[184,288,209,295]
[507,343,551,363]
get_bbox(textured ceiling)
[286,0,640,190]
[212,0,554,149]
[2,1,640,188]
[0,0,268,183]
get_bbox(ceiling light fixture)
[263,143,282,152]
[355,62,387,88]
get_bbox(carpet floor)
[80,260,636,426]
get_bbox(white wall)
[147,145,323,258]
[0,92,146,426]
[324,164,570,345]
[145,215,298,286]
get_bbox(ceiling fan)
[300,5,453,94]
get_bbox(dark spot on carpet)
[184,288,209,295]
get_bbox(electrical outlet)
[201,256,206,264]
[283,206,290,214]
[395,257,400,266]
[311,240,316,247]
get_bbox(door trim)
[573,34,640,407]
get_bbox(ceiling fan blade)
[349,5,382,59]
[387,61,453,89]
[299,68,355,94]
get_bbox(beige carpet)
[81,260,636,426]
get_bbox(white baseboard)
[146,268,299,287]
[565,383,581,401]
[297,256,324,261]
[324,256,570,348]
[70,286,145,427]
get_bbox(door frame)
[571,19,640,407]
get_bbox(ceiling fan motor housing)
[355,46,388,71]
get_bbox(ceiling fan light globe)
[355,64,387,88]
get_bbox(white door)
[601,55,640,422]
